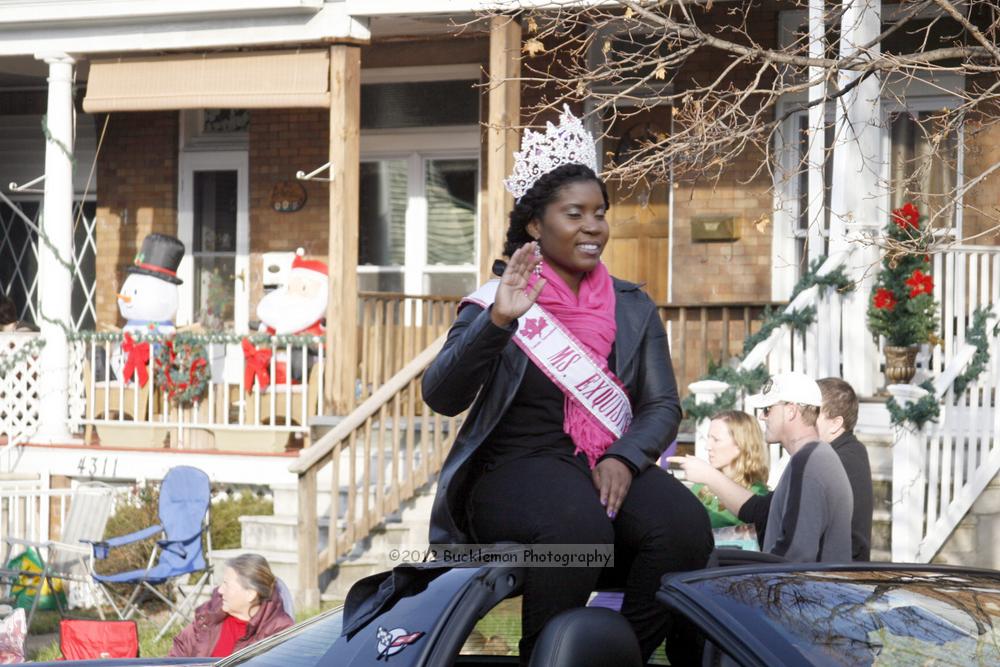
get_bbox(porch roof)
[82,49,332,112]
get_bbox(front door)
[177,151,249,332]
[599,106,672,303]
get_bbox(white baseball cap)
[746,372,823,410]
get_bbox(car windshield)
[692,569,1000,665]
[218,606,344,667]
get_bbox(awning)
[82,49,331,112]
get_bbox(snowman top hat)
[129,234,184,285]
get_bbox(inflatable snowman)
[117,233,184,336]
[256,250,328,336]
[112,234,184,384]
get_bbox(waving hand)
[490,242,547,328]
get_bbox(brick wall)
[95,111,178,327]
[247,108,331,309]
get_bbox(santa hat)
[290,251,328,279]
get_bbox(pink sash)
[463,281,632,440]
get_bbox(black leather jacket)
[423,278,682,545]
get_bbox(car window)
[690,570,1000,665]
[219,606,344,667]
[461,596,520,657]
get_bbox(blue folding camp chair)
[86,466,212,640]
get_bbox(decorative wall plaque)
[270,180,307,213]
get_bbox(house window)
[888,109,960,233]
[782,102,962,275]
[361,81,478,129]
[358,67,481,297]
[790,112,834,270]
[358,155,478,297]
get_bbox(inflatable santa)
[117,233,184,336]
[256,250,328,335]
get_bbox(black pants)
[469,454,713,665]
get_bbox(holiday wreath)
[155,337,210,406]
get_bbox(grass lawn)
[26,600,343,661]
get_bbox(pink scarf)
[529,261,621,467]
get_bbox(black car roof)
[662,561,1000,587]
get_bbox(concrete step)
[210,547,298,589]
[240,513,330,553]
[871,509,891,554]
[870,548,892,562]
[321,558,385,599]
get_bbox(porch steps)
[212,475,437,605]
[856,425,893,561]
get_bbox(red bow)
[242,338,272,392]
[122,334,150,387]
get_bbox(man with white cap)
[745,372,853,561]
[672,372,853,562]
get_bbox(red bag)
[59,619,139,660]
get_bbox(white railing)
[70,332,325,449]
[689,249,855,482]
[0,479,71,547]
[889,314,1000,563]
[926,245,1000,374]
[0,332,43,456]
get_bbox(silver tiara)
[504,105,599,201]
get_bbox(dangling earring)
[532,241,543,277]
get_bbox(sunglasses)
[759,402,788,418]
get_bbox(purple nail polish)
[601,498,607,507]
[608,510,616,519]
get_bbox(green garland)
[681,363,770,422]
[886,380,940,430]
[742,305,817,354]
[886,306,997,429]
[0,337,47,376]
[742,256,852,354]
[951,306,997,397]
[683,255,853,422]
[790,255,854,300]
[68,330,322,347]
[155,339,211,407]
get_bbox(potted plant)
[867,202,938,384]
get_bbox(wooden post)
[326,44,361,415]
[297,467,320,610]
[482,15,522,282]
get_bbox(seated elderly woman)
[169,554,293,658]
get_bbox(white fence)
[927,246,1000,374]
[71,333,325,448]
[0,478,72,548]
[890,315,1000,563]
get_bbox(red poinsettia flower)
[892,202,920,229]
[905,269,933,297]
[873,288,897,311]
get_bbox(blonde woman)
[690,411,769,528]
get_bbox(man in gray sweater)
[747,372,853,562]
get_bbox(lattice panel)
[0,198,96,331]
[0,199,40,324]
[0,334,42,447]
[68,340,86,433]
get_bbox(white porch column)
[828,0,883,396]
[33,53,75,443]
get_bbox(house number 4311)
[77,456,119,478]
